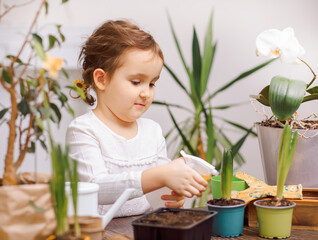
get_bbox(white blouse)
[66,111,170,217]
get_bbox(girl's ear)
[93,68,108,90]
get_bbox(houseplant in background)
[251,27,318,187]
[254,123,297,239]
[154,12,274,206]
[206,149,246,237]
[0,1,84,239]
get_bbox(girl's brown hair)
[79,20,164,105]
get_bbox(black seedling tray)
[132,208,217,240]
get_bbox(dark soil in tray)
[207,198,244,206]
[257,198,294,207]
[135,209,209,227]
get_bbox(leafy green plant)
[276,123,298,202]
[49,132,80,237]
[221,149,233,200]
[155,12,274,172]
[252,27,317,123]
[0,0,83,186]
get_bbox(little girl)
[66,20,207,217]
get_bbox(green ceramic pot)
[207,198,246,237]
[211,175,248,199]
[254,199,296,239]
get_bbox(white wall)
[1,0,318,181]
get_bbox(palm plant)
[154,12,274,171]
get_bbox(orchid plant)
[252,27,318,125]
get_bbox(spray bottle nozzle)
[180,150,219,178]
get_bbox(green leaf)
[167,13,191,79]
[302,93,318,103]
[210,59,276,99]
[221,149,233,200]
[61,68,69,79]
[6,55,24,65]
[164,64,191,98]
[269,76,306,120]
[28,141,36,153]
[307,86,318,94]
[40,139,48,152]
[167,107,196,155]
[277,124,297,199]
[45,2,49,15]
[62,0,69,3]
[32,33,45,60]
[56,25,65,42]
[48,35,60,49]
[36,118,45,130]
[256,85,270,106]
[2,69,11,84]
[0,108,9,119]
[192,27,202,99]
[205,105,215,164]
[200,11,214,96]
[230,127,253,157]
[50,103,62,123]
[18,99,30,116]
[152,101,193,113]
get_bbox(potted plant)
[253,123,297,239]
[47,130,90,240]
[132,207,217,240]
[206,149,246,237]
[0,1,83,239]
[154,12,274,206]
[251,27,318,187]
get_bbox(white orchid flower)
[256,27,305,64]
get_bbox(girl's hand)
[163,157,208,198]
[161,190,185,208]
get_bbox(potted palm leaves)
[154,12,273,206]
[253,123,297,239]
[206,150,246,237]
[251,27,318,187]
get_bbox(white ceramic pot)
[256,123,318,187]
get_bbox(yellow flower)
[73,79,87,91]
[42,54,63,78]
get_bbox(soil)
[257,198,294,207]
[257,120,318,130]
[135,209,209,227]
[207,198,244,206]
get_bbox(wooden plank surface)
[103,214,318,240]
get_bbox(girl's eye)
[150,83,156,87]
[132,80,140,85]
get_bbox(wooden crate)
[247,188,318,230]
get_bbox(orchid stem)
[298,57,316,88]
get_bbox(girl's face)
[99,48,163,124]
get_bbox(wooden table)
[103,214,318,240]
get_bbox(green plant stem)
[221,149,233,200]
[298,58,317,88]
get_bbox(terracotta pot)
[256,123,318,187]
